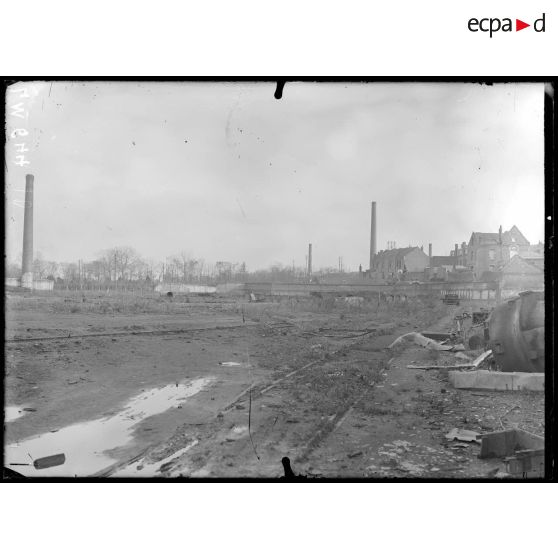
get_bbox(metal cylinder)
[21,174,34,289]
[487,291,545,373]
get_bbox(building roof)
[470,231,510,245]
[471,232,499,241]
[508,225,530,245]
[501,255,544,275]
[469,225,529,247]
[374,247,422,260]
[521,256,544,271]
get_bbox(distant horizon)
[5,218,545,276]
[5,209,546,273]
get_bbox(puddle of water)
[5,406,27,422]
[225,424,249,441]
[4,377,212,477]
[112,440,198,477]
[219,362,252,368]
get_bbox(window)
[488,249,495,261]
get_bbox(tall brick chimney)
[369,201,377,270]
[21,174,34,289]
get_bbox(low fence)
[33,280,55,291]
[154,283,216,294]
[7,277,500,301]
[243,281,499,301]
[5,278,54,291]
[438,284,497,301]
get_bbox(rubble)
[469,350,493,368]
[478,429,544,477]
[389,332,453,351]
[505,449,544,476]
[33,453,66,470]
[406,349,493,370]
[445,428,481,443]
[421,331,452,341]
[478,428,544,458]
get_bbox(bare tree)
[61,262,79,285]
[6,260,21,278]
[33,253,57,280]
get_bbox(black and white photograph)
[3,80,549,479]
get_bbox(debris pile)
[478,429,544,477]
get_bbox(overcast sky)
[5,81,545,271]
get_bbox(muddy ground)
[3,290,544,478]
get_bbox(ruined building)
[465,225,535,279]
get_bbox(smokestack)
[307,243,312,276]
[428,243,432,265]
[369,201,377,270]
[21,174,34,289]
[453,243,458,271]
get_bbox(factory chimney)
[369,201,377,270]
[307,243,312,276]
[428,243,432,266]
[453,243,458,271]
[21,174,34,289]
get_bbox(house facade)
[466,225,532,279]
[371,247,429,280]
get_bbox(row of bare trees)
[6,247,354,290]
[6,247,249,290]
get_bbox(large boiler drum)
[487,291,544,373]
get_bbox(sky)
[5,81,546,271]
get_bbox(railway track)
[219,322,396,415]
[5,322,257,344]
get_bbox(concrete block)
[479,429,544,459]
[448,370,544,391]
[505,450,544,476]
